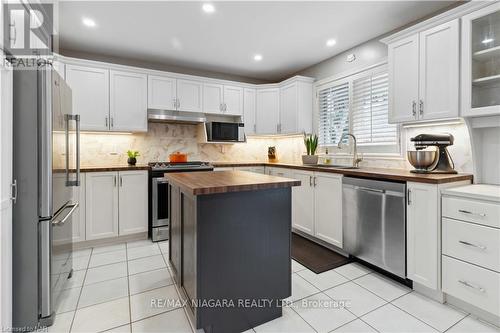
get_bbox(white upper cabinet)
[176,79,203,113]
[110,70,147,132]
[148,75,177,110]
[243,88,256,134]
[223,85,244,116]
[388,35,420,123]
[280,83,298,133]
[387,19,459,123]
[65,64,109,131]
[418,19,459,120]
[256,88,280,134]
[203,84,243,115]
[279,79,313,134]
[461,3,500,117]
[203,83,224,114]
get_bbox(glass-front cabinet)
[462,3,500,116]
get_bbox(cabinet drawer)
[442,256,500,316]
[443,218,500,272]
[442,196,500,228]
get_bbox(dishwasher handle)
[351,185,405,197]
[355,186,385,194]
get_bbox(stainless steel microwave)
[206,122,245,142]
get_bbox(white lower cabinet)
[85,170,147,241]
[118,171,148,235]
[85,172,119,240]
[314,173,343,248]
[292,170,343,248]
[406,182,439,290]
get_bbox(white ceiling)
[59,1,456,81]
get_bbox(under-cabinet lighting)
[482,37,494,44]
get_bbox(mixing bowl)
[407,150,437,171]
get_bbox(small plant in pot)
[302,134,319,165]
[127,150,140,166]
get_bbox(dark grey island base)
[166,171,300,333]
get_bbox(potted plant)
[127,150,140,166]
[302,134,319,165]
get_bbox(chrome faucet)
[338,133,363,168]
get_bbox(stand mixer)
[408,134,457,174]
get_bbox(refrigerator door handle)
[64,114,81,186]
[52,202,78,227]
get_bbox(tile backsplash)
[65,121,473,174]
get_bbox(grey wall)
[59,48,270,84]
[295,37,388,81]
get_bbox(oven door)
[152,177,169,227]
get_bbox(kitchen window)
[316,64,400,155]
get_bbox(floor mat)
[291,233,351,274]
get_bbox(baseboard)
[73,232,148,250]
[413,282,445,303]
[445,294,500,328]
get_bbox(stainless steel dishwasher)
[343,177,406,278]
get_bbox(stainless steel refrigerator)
[12,59,80,329]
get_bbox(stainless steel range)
[149,161,213,241]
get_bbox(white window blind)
[352,72,397,146]
[318,82,349,146]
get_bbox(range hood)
[148,109,206,124]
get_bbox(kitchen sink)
[315,164,359,169]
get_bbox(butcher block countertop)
[164,170,301,195]
[212,162,473,184]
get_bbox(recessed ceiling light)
[82,17,96,28]
[482,37,494,44]
[202,3,215,13]
[326,39,337,47]
[253,54,263,61]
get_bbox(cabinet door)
[118,171,148,235]
[280,82,297,134]
[292,171,315,235]
[388,35,419,123]
[407,182,438,289]
[419,19,459,120]
[223,85,243,116]
[203,83,223,114]
[65,64,109,131]
[148,75,177,110]
[314,173,343,248]
[110,70,147,132]
[85,172,119,240]
[256,88,280,134]
[243,88,256,134]
[177,79,203,113]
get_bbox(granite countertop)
[212,162,474,184]
[164,170,301,195]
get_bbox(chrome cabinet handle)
[419,100,424,116]
[105,116,108,127]
[407,188,412,205]
[11,179,17,204]
[458,240,487,251]
[458,280,485,293]
[120,176,123,187]
[458,209,486,217]
[412,101,417,117]
[313,176,317,187]
[176,98,180,109]
[114,175,117,187]
[111,117,114,128]
[309,176,313,187]
[173,98,177,109]
[220,103,223,112]
[52,203,79,227]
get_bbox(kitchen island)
[165,171,300,333]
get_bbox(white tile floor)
[47,240,500,333]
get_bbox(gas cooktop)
[148,161,213,171]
